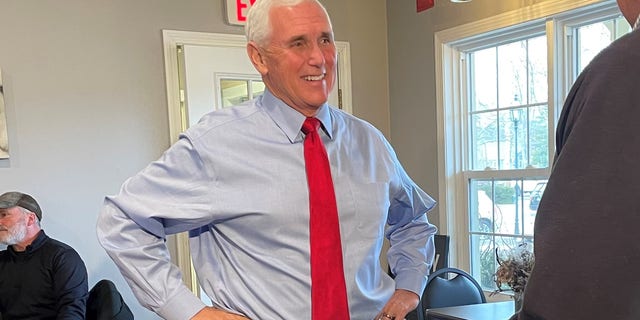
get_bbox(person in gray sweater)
[512,1,640,319]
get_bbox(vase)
[513,292,524,312]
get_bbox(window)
[466,35,550,288]
[435,0,630,291]
[219,78,265,108]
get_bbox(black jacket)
[0,230,88,319]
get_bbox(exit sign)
[226,0,257,26]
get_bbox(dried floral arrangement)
[493,242,535,295]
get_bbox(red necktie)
[302,117,350,319]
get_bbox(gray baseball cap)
[0,191,42,220]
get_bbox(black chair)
[405,234,451,320]
[432,235,450,273]
[86,279,134,320]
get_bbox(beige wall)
[0,0,388,318]
[328,0,391,134]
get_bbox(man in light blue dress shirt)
[97,0,437,319]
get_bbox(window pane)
[615,16,632,38]
[220,79,249,108]
[470,111,498,170]
[528,36,547,104]
[498,109,528,170]
[470,233,496,289]
[577,17,631,74]
[528,105,549,168]
[524,180,547,235]
[577,20,614,72]
[498,41,527,108]
[525,181,547,209]
[469,180,501,235]
[251,80,265,97]
[494,180,522,235]
[471,48,497,112]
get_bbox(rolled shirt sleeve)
[97,135,213,319]
[385,141,437,297]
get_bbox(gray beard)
[0,221,27,246]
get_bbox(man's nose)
[307,43,325,66]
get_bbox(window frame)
[434,0,620,276]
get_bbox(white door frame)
[161,29,352,293]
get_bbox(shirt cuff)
[156,285,207,320]
[394,269,428,297]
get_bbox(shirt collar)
[259,89,333,143]
[634,13,640,30]
[313,103,333,139]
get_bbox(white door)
[161,30,352,301]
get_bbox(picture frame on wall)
[0,67,9,159]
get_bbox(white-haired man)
[512,1,640,319]
[98,1,437,319]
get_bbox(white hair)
[245,0,332,46]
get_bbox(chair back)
[409,267,486,320]
[405,234,452,320]
[86,279,134,320]
[423,267,486,309]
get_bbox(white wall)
[0,0,390,318]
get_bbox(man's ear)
[27,213,37,226]
[247,41,268,75]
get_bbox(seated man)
[0,191,88,319]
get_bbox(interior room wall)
[0,0,389,318]
[385,0,556,229]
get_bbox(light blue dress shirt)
[97,90,437,319]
